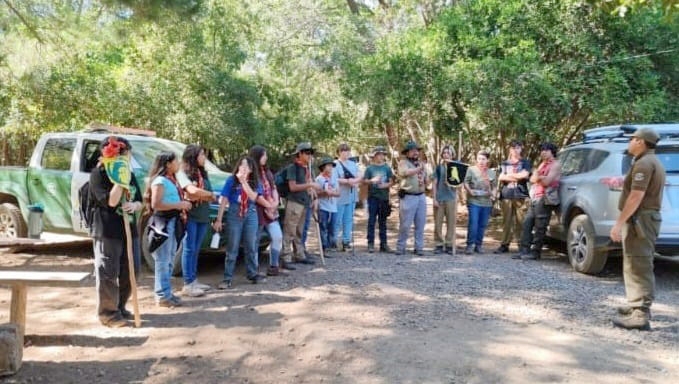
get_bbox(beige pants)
[499,198,527,246]
[433,199,456,247]
[282,200,307,262]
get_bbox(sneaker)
[494,244,509,254]
[434,246,444,254]
[445,246,454,255]
[473,246,484,254]
[368,244,375,253]
[414,249,424,256]
[521,251,540,260]
[464,245,474,254]
[612,308,651,331]
[342,243,352,251]
[157,297,182,308]
[100,315,128,328]
[380,245,392,253]
[217,280,233,290]
[294,258,315,265]
[119,308,133,320]
[281,261,297,271]
[248,274,267,284]
[512,248,529,260]
[393,248,406,255]
[617,306,653,319]
[266,266,280,276]
[193,281,211,291]
[182,282,205,297]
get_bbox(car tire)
[567,214,608,275]
[139,215,184,276]
[0,202,28,238]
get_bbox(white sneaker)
[193,280,211,291]
[181,282,205,297]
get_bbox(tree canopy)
[1,0,678,167]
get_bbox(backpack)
[274,164,293,198]
[78,181,96,234]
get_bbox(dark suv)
[548,124,679,274]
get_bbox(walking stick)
[312,206,326,266]
[123,212,141,327]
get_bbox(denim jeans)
[466,203,492,247]
[318,209,337,250]
[259,221,283,267]
[397,194,427,251]
[335,202,355,246]
[302,203,312,247]
[224,204,259,281]
[181,219,209,285]
[153,217,177,301]
[367,197,389,247]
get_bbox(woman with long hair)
[144,151,192,307]
[248,145,284,276]
[463,150,497,254]
[177,145,216,297]
[213,155,275,288]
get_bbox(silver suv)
[548,124,679,274]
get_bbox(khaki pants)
[622,210,661,309]
[500,198,527,246]
[433,199,456,247]
[282,200,307,262]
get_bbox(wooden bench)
[0,271,91,338]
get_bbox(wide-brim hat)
[317,157,336,171]
[294,142,315,155]
[372,145,388,156]
[401,140,423,155]
[632,127,660,144]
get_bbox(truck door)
[26,137,77,232]
[71,139,101,234]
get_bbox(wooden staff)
[308,163,325,265]
[123,211,141,327]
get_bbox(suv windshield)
[128,139,222,172]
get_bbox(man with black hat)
[610,127,665,331]
[396,140,428,255]
[363,146,395,253]
[495,140,531,254]
[514,142,561,261]
[281,142,321,267]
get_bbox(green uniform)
[618,149,665,310]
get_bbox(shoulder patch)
[633,172,645,182]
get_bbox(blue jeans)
[335,202,355,246]
[153,217,177,301]
[224,204,259,281]
[466,203,492,247]
[259,221,283,267]
[318,210,337,250]
[367,197,389,247]
[181,219,209,285]
[302,204,312,247]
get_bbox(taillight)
[600,177,624,191]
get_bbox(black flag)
[446,161,468,186]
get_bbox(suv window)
[41,138,76,170]
[623,145,679,174]
[560,148,609,176]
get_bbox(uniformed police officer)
[610,127,665,331]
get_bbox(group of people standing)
[89,127,665,332]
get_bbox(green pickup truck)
[0,128,230,273]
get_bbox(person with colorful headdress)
[89,136,143,327]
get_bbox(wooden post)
[10,284,27,340]
[123,215,141,327]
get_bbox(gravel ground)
[2,203,679,383]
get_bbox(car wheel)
[139,216,184,276]
[567,214,608,274]
[0,202,28,238]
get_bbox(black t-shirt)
[286,163,310,207]
[90,165,142,240]
[499,159,531,199]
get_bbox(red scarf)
[166,173,187,223]
[239,186,249,218]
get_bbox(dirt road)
[1,210,678,384]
